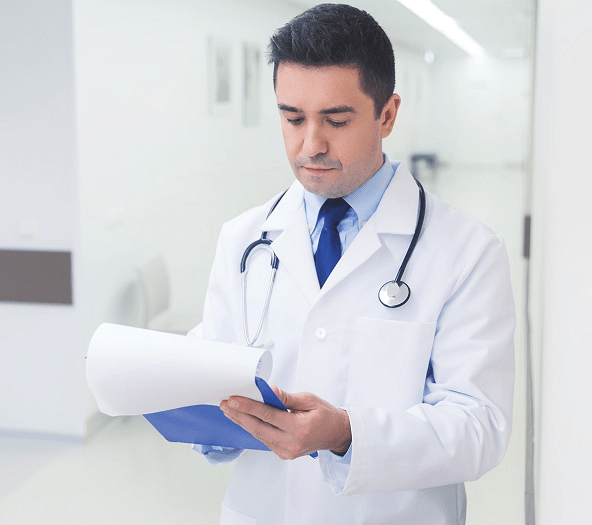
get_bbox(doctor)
[189,4,515,524]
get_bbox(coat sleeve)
[341,233,515,495]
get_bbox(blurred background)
[1,0,590,523]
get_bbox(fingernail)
[229,400,239,408]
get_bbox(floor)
[0,416,233,524]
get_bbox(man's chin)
[296,174,346,199]
[302,183,344,199]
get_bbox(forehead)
[275,63,373,112]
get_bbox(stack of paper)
[86,323,284,451]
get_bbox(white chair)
[136,255,199,335]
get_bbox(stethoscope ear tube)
[240,190,288,346]
[240,189,288,273]
[241,241,279,346]
[240,238,278,274]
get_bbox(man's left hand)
[220,386,352,460]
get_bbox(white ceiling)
[281,0,536,59]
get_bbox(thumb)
[271,385,299,409]
[271,385,289,407]
[272,386,317,412]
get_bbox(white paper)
[86,323,272,416]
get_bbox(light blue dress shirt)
[195,154,396,493]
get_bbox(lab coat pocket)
[220,503,257,525]
[347,317,436,409]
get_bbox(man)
[189,4,515,524]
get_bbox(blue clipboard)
[143,377,318,458]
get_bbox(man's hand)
[220,386,352,460]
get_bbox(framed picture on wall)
[208,36,233,115]
[243,43,260,126]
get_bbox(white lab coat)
[191,161,515,525]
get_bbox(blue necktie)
[314,198,351,287]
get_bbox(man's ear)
[380,93,401,139]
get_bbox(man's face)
[275,63,399,198]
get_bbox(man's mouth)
[302,166,335,174]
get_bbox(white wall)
[72,0,301,422]
[383,47,434,160]
[0,0,85,439]
[532,0,592,522]
[427,57,530,168]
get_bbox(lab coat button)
[263,339,274,348]
[315,327,327,340]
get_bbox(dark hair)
[267,3,395,118]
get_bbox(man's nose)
[302,124,328,158]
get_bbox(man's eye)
[328,120,347,128]
[287,118,303,125]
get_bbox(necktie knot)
[319,198,350,229]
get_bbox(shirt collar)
[303,153,396,227]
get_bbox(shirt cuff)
[192,444,244,465]
[318,443,352,494]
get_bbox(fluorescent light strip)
[396,0,485,58]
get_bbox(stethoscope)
[240,180,426,346]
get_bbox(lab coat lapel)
[318,218,382,295]
[373,162,420,236]
[260,182,320,305]
[319,162,420,295]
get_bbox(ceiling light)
[396,0,485,58]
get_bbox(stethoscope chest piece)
[378,280,411,308]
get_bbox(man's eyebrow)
[278,103,301,113]
[319,105,356,115]
[277,104,356,115]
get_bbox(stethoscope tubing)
[395,180,426,284]
[241,244,278,347]
[240,180,425,345]
[240,190,287,345]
